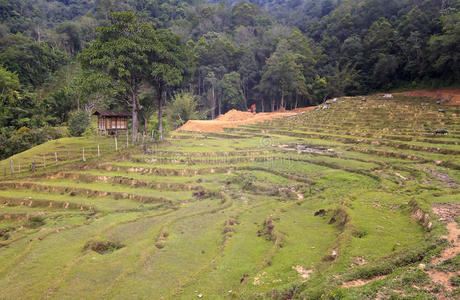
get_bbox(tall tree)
[79,12,189,142]
[149,29,190,140]
[260,40,305,110]
[220,71,246,111]
[79,12,155,142]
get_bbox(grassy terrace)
[0,94,459,299]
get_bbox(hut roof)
[93,110,131,117]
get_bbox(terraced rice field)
[0,95,459,299]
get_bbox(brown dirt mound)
[177,106,316,133]
[215,109,254,121]
[394,89,460,105]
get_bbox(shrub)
[1,126,69,159]
[26,216,45,228]
[451,276,460,286]
[83,240,124,254]
[147,117,169,141]
[69,111,90,136]
[166,92,205,129]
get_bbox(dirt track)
[177,107,316,133]
[394,89,460,105]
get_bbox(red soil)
[394,89,460,105]
[177,107,316,133]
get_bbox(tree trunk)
[271,97,275,112]
[261,98,265,112]
[36,25,41,43]
[143,115,148,143]
[281,92,284,109]
[211,84,216,120]
[295,94,298,109]
[158,88,166,141]
[131,87,138,144]
[218,93,222,116]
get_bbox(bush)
[165,92,205,129]
[83,240,124,254]
[26,216,46,228]
[69,111,90,136]
[147,117,169,141]
[451,276,460,286]
[0,126,69,159]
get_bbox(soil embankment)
[177,107,315,132]
[394,89,460,105]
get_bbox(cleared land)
[0,94,459,299]
[177,107,316,132]
[395,89,460,106]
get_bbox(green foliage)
[0,65,20,105]
[68,111,90,137]
[0,126,68,159]
[325,63,361,97]
[260,40,307,109]
[429,9,460,81]
[46,86,77,123]
[220,72,246,110]
[0,0,459,165]
[26,216,46,229]
[83,240,125,254]
[147,117,169,141]
[166,92,204,128]
[0,34,66,87]
[451,276,460,287]
[79,11,190,141]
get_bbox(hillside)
[0,94,459,299]
[1,0,459,160]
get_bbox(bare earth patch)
[177,107,316,132]
[342,275,387,288]
[292,265,312,282]
[431,222,460,265]
[427,205,460,293]
[432,203,460,223]
[421,167,459,188]
[394,89,460,105]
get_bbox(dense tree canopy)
[0,0,459,158]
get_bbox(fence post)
[82,148,86,162]
[10,158,14,175]
[115,136,118,151]
[97,144,100,157]
[32,156,36,172]
[55,152,58,166]
[126,131,129,148]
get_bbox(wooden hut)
[94,111,131,135]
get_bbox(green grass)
[0,94,459,299]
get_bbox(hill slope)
[0,94,459,299]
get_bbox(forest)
[0,0,459,158]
